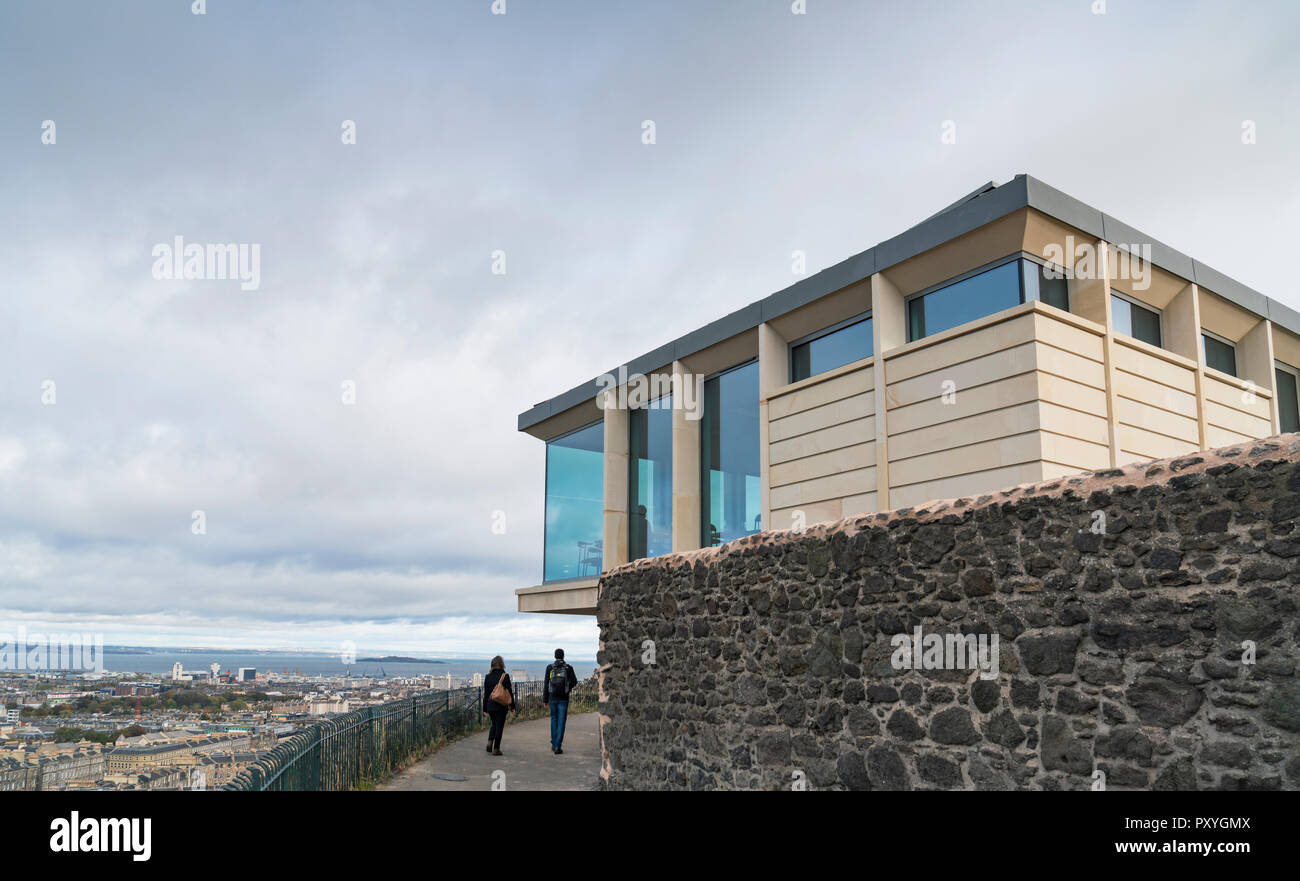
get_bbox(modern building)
[515,175,1300,615]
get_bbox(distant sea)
[99,650,595,682]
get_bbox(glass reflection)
[701,362,761,546]
[544,420,603,581]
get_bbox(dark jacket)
[542,661,579,704]
[484,668,515,711]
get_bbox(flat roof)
[519,174,1300,432]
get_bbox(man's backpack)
[547,661,570,699]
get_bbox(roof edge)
[519,175,1295,433]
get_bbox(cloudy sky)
[2,1,1297,659]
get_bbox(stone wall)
[596,435,1300,790]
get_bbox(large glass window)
[701,361,761,546]
[791,315,873,382]
[1202,332,1237,376]
[1111,293,1162,347]
[906,260,1022,341]
[1276,363,1300,434]
[904,258,1074,343]
[629,395,673,560]
[543,421,603,582]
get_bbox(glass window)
[629,395,673,560]
[1202,333,1237,376]
[1111,293,1162,347]
[1023,260,1069,311]
[543,421,603,582]
[791,315,873,382]
[1276,365,1300,434]
[701,361,761,546]
[907,260,1022,341]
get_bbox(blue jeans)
[549,700,569,750]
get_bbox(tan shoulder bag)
[489,672,511,707]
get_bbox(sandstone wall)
[596,435,1300,790]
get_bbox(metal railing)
[225,681,546,791]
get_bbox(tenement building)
[515,175,1300,615]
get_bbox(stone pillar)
[869,272,905,507]
[1239,318,1279,435]
[1167,282,1209,450]
[602,394,629,572]
[1093,242,1120,466]
[1070,242,1109,328]
[1164,282,1201,362]
[671,360,702,553]
[757,323,788,530]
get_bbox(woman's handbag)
[489,672,511,708]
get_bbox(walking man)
[543,648,579,754]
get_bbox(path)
[381,710,600,791]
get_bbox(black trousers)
[486,709,507,746]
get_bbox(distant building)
[237,667,256,681]
[44,692,88,705]
[270,701,308,716]
[195,751,260,788]
[0,743,106,791]
[106,741,193,774]
[103,767,186,791]
[307,699,348,715]
[511,669,528,683]
[114,683,158,697]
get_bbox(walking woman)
[483,656,516,756]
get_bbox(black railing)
[225,681,546,791]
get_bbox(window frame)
[1275,360,1300,433]
[1200,328,1239,377]
[699,358,760,547]
[787,309,873,383]
[541,417,604,585]
[1110,289,1165,349]
[903,252,1072,343]
[1021,253,1071,312]
[627,391,673,562]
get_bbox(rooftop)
[518,174,1300,432]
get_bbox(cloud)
[1,0,1297,654]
